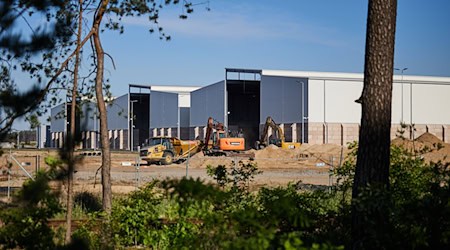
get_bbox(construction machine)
[256,116,301,149]
[202,117,246,156]
[140,136,201,165]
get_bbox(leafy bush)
[334,142,450,249]
[0,170,62,249]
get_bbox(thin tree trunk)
[352,0,397,248]
[93,0,112,213]
[65,0,84,242]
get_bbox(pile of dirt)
[391,132,450,163]
[254,144,300,159]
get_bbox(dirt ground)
[1,132,448,197]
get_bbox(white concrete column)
[51,133,55,148]
[167,128,172,137]
[113,130,118,149]
[91,131,96,149]
[159,128,164,136]
[153,128,157,137]
[59,132,64,148]
[203,127,207,139]
[291,123,297,143]
[85,131,90,148]
[119,130,124,149]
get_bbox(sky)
[97,0,450,94]
[9,0,450,129]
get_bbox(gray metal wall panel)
[79,102,96,131]
[260,76,308,124]
[180,107,190,127]
[150,91,178,128]
[190,81,225,127]
[107,94,128,130]
[50,103,65,132]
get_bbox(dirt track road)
[70,165,332,194]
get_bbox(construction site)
[2,130,450,198]
[2,68,450,197]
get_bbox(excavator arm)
[203,117,214,151]
[259,116,285,147]
[203,117,245,154]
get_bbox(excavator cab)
[203,117,245,155]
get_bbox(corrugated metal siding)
[79,102,97,131]
[180,107,190,127]
[150,91,178,128]
[260,76,308,124]
[190,81,225,127]
[107,94,128,130]
[50,103,66,132]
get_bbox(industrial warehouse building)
[50,85,199,150]
[49,68,450,150]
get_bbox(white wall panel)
[308,79,325,123]
[325,80,362,123]
[412,84,450,124]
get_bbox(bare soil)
[1,132,448,197]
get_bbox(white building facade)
[263,70,450,144]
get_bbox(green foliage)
[71,212,110,250]
[75,161,344,249]
[334,142,450,249]
[334,141,358,198]
[74,191,102,214]
[206,164,228,188]
[3,143,448,249]
[0,169,62,249]
[207,159,262,192]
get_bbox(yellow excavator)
[256,116,301,149]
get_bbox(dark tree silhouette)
[352,0,397,248]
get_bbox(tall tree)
[92,0,113,213]
[2,0,202,216]
[352,0,397,248]
[65,0,84,242]
[86,0,199,213]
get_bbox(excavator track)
[225,151,255,159]
[204,149,255,159]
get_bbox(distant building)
[49,68,450,150]
[36,125,50,148]
[49,85,200,150]
[189,68,450,147]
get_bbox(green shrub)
[0,170,62,249]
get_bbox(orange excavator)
[202,117,245,156]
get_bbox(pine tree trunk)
[65,0,84,242]
[93,0,112,214]
[352,0,397,248]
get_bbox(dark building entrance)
[129,85,150,151]
[226,69,261,149]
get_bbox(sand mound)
[254,144,300,159]
[391,132,450,164]
[416,132,443,145]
